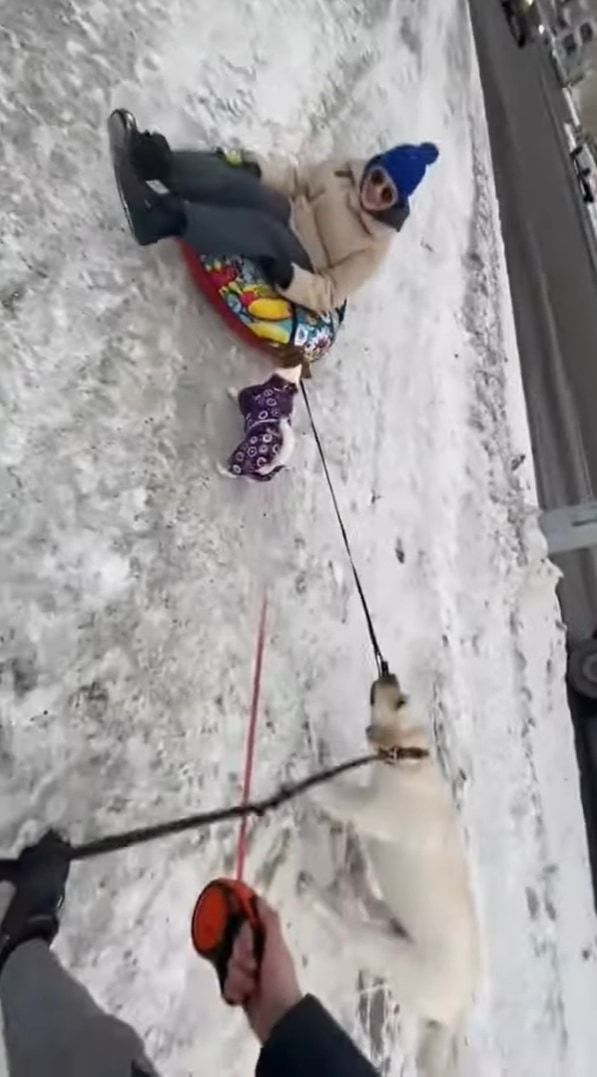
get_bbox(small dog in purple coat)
[219,368,300,481]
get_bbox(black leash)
[0,755,377,869]
[301,383,389,678]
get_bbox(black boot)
[0,830,71,974]
[108,109,186,247]
[130,129,173,183]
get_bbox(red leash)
[235,593,268,881]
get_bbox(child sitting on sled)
[111,109,439,317]
[110,110,439,480]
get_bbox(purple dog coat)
[226,374,297,481]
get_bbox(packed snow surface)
[1,0,597,1074]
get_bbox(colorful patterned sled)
[180,245,342,364]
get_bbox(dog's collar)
[378,746,430,766]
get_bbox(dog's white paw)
[227,386,239,402]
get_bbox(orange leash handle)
[191,878,264,1000]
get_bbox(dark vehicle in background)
[569,634,597,700]
[501,0,544,47]
[568,632,597,895]
[571,138,597,203]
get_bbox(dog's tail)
[416,1021,459,1077]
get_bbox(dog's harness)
[378,746,430,766]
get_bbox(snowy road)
[2,0,597,1074]
[468,0,597,646]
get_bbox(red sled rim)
[179,241,285,358]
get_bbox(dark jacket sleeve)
[256,994,379,1077]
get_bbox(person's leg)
[167,151,292,222]
[111,112,310,263]
[0,939,159,1077]
[0,831,158,1077]
[182,202,312,269]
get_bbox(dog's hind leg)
[314,901,426,1011]
[354,928,426,1007]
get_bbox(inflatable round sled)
[180,244,342,365]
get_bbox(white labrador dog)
[315,672,480,1076]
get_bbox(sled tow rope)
[301,383,389,678]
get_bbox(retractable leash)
[191,878,264,999]
[191,594,268,998]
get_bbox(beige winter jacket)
[259,157,396,314]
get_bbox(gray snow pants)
[168,150,312,269]
[0,940,159,1077]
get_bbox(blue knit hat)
[366,142,439,200]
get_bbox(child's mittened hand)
[216,147,261,178]
[223,898,303,1044]
[260,258,294,290]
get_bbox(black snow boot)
[108,109,186,247]
[0,830,71,974]
[130,128,173,183]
